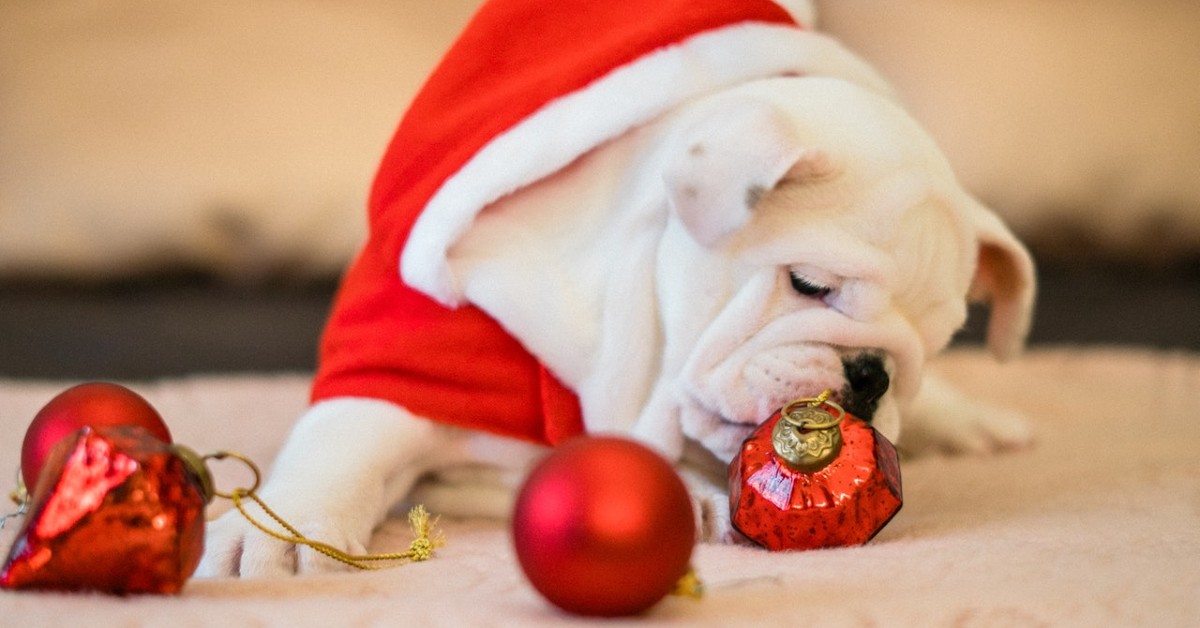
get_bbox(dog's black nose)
[842,354,889,420]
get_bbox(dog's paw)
[676,466,745,544]
[902,375,1034,456]
[193,398,454,578]
[692,492,741,544]
[196,504,369,578]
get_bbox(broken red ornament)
[21,382,172,488]
[0,424,212,594]
[729,393,902,550]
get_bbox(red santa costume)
[310,0,873,446]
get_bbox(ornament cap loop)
[772,390,845,472]
[200,451,262,500]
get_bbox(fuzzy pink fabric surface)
[1,348,1197,626]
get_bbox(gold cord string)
[1,495,27,531]
[229,490,444,570]
[226,494,444,571]
[201,450,444,570]
[1,475,28,530]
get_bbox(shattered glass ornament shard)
[0,425,206,594]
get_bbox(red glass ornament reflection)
[1,425,207,594]
[21,382,172,488]
[512,436,695,617]
[729,395,902,550]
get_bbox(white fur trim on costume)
[400,24,892,306]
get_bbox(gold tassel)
[671,566,704,599]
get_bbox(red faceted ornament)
[1,425,211,594]
[21,383,172,488]
[512,436,696,617]
[729,393,902,550]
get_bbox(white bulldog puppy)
[198,75,1035,577]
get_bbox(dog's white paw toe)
[196,509,366,578]
[902,402,1034,457]
[692,492,735,543]
[290,524,368,575]
[232,535,301,579]
[680,472,746,544]
[194,515,242,578]
[196,511,259,578]
[902,374,1036,457]
[969,406,1034,452]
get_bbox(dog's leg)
[900,373,1033,456]
[677,439,744,544]
[406,434,550,519]
[680,468,739,544]
[197,398,465,577]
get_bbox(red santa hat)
[311,0,854,445]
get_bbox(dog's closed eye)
[789,272,832,299]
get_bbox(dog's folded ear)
[662,100,831,246]
[968,202,1037,361]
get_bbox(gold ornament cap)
[169,446,262,506]
[771,390,845,473]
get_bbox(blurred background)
[1,0,1197,380]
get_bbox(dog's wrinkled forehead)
[754,175,972,300]
[779,189,975,364]
[674,84,970,311]
[662,76,1034,362]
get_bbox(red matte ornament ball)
[511,436,696,617]
[21,382,172,490]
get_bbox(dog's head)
[653,77,1035,459]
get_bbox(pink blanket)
[2,347,1197,625]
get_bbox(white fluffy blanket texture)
[1,348,1197,626]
